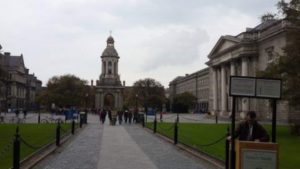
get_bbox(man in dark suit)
[235,111,269,142]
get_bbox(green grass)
[146,122,300,169]
[0,123,71,169]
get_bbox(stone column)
[230,62,236,113]
[221,65,227,114]
[116,61,118,75]
[212,68,218,114]
[102,61,104,75]
[105,61,109,76]
[241,57,249,112]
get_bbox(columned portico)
[221,65,227,114]
[212,68,218,114]
[241,57,249,112]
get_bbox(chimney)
[123,81,126,86]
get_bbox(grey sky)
[0,0,278,87]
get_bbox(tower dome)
[107,36,114,44]
[101,35,119,58]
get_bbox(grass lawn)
[0,123,71,169]
[146,122,300,169]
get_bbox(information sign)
[230,77,256,97]
[241,149,277,169]
[256,79,281,99]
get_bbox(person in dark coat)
[128,110,133,124]
[235,111,269,142]
[118,111,123,125]
[108,110,112,125]
[124,110,128,123]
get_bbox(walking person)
[160,111,163,122]
[128,110,133,124]
[23,109,27,119]
[118,111,123,125]
[124,110,128,123]
[101,109,107,124]
[108,110,112,125]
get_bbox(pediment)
[208,36,241,59]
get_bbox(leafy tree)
[260,0,300,134]
[172,92,197,113]
[125,78,165,111]
[37,74,90,109]
[260,0,300,105]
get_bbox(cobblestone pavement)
[33,115,102,169]
[124,125,217,169]
[33,115,218,169]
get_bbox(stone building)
[0,51,42,111]
[95,36,125,110]
[206,20,290,121]
[169,68,209,113]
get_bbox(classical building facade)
[95,36,125,110]
[0,51,42,111]
[169,68,209,113]
[206,20,290,121]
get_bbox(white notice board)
[230,77,256,97]
[241,149,277,169]
[256,79,281,99]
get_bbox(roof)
[101,46,119,58]
[101,36,119,58]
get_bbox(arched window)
[108,61,112,74]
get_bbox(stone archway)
[104,93,115,110]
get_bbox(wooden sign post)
[236,141,278,169]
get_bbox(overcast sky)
[0,0,278,87]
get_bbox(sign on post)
[230,77,256,97]
[256,78,281,99]
[229,76,282,99]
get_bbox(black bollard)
[71,119,75,135]
[153,118,157,133]
[13,127,20,169]
[225,139,230,169]
[38,112,41,124]
[79,116,83,128]
[56,122,61,146]
[142,114,145,128]
[174,121,178,145]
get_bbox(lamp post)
[85,93,88,111]
[135,94,138,111]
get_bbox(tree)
[172,92,197,113]
[125,78,165,111]
[37,74,90,109]
[260,0,300,134]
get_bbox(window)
[265,46,275,62]
[108,61,112,74]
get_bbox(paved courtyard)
[33,114,218,169]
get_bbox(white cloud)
[0,0,278,87]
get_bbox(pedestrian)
[160,111,163,122]
[108,110,112,125]
[23,109,27,119]
[101,109,107,124]
[234,111,269,142]
[118,111,123,125]
[124,110,128,123]
[111,110,117,126]
[128,110,133,124]
[15,109,19,118]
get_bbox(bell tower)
[95,35,124,110]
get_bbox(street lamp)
[135,94,138,111]
[85,93,89,111]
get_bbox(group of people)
[98,109,139,126]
